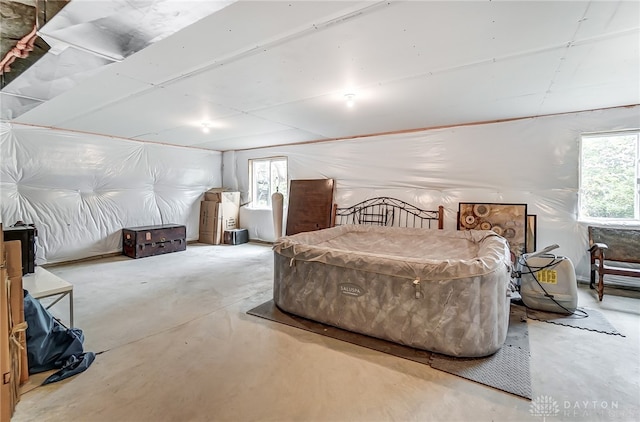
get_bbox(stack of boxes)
[199,188,241,245]
[0,225,9,422]
[1,225,29,421]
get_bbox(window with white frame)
[579,131,639,221]
[249,157,288,208]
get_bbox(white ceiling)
[3,0,640,151]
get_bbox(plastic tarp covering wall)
[239,206,288,242]
[0,123,221,263]
[223,105,640,282]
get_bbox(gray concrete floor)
[11,242,640,422]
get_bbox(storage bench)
[588,226,640,301]
[122,224,186,259]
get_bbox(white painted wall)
[223,105,640,282]
[0,123,222,264]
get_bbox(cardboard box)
[204,188,235,202]
[1,224,13,422]
[218,198,240,239]
[200,190,241,244]
[204,187,225,202]
[5,241,27,385]
[199,201,219,244]
[204,189,240,204]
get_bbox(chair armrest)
[588,243,608,253]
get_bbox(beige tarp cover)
[273,225,513,357]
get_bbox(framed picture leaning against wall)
[457,202,528,260]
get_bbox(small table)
[22,267,74,327]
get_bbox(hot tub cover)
[273,225,513,357]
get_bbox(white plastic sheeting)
[224,105,640,282]
[0,123,221,263]
[238,206,287,243]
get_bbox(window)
[579,131,639,221]
[249,157,288,208]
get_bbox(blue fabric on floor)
[24,290,95,384]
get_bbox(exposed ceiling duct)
[0,0,68,87]
[0,0,235,119]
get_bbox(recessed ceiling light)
[201,122,211,133]
[344,93,356,108]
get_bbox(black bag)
[24,291,95,384]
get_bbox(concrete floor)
[11,242,640,422]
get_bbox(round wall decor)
[473,204,491,217]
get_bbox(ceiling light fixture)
[344,93,356,108]
[201,122,211,133]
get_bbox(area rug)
[247,300,532,399]
[430,305,531,399]
[525,306,624,337]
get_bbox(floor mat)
[430,305,531,399]
[247,300,532,399]
[525,306,624,337]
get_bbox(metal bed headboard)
[333,197,444,229]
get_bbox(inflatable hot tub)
[273,225,513,357]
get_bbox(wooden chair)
[588,226,640,301]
